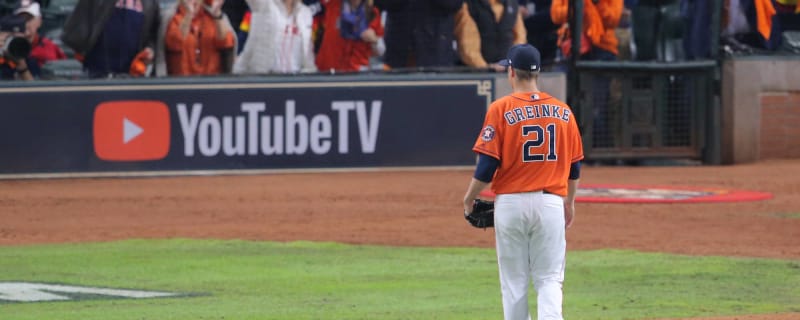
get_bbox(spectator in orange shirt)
[164,0,236,76]
[315,0,384,73]
[551,0,622,61]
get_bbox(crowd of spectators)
[0,0,798,80]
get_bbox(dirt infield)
[1,159,798,319]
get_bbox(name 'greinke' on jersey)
[503,104,572,125]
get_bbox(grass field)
[1,239,799,320]
[777,212,800,219]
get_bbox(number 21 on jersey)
[522,123,557,162]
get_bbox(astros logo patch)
[481,125,495,142]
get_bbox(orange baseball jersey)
[473,91,584,196]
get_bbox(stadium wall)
[721,56,800,163]
[0,74,499,178]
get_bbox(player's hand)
[564,201,575,229]
[463,198,474,214]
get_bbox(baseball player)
[462,44,584,320]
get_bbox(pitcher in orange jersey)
[462,44,583,320]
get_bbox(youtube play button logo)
[93,101,170,161]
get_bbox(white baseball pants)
[494,191,566,320]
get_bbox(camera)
[0,15,32,60]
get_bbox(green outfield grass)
[1,239,798,320]
[779,212,800,219]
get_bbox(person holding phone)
[163,0,236,76]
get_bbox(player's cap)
[497,44,541,72]
[14,0,41,18]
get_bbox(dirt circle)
[1,159,798,320]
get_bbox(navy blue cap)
[497,44,541,72]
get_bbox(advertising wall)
[0,76,494,178]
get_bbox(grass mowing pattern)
[0,239,798,320]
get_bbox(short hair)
[514,68,539,81]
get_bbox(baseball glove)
[464,199,494,229]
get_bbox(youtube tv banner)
[0,76,494,176]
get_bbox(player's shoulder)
[487,95,514,112]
